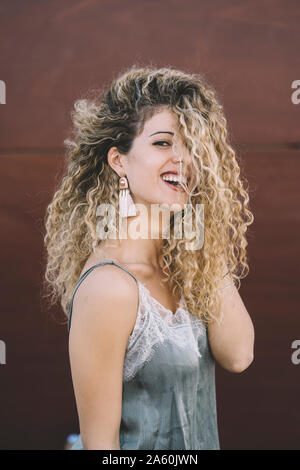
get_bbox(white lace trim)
[123,281,206,382]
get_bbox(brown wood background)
[0,0,299,450]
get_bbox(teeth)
[162,174,186,184]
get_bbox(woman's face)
[117,107,192,212]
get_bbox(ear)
[107,146,127,177]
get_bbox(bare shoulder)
[68,262,140,448]
[69,263,139,342]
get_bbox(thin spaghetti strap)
[67,260,139,332]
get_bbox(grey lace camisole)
[67,260,220,450]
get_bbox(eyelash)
[153,140,171,147]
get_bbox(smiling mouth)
[160,176,186,192]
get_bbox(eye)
[153,140,171,147]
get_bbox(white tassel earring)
[118,175,137,218]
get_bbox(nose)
[172,148,192,179]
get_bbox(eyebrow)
[149,131,174,137]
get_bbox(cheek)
[129,163,158,186]
[128,171,163,203]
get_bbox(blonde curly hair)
[43,65,254,327]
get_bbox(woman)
[43,65,255,450]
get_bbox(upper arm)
[208,281,254,373]
[68,265,139,449]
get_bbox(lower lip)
[161,178,185,192]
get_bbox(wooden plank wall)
[0,0,299,449]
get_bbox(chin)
[159,200,186,212]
